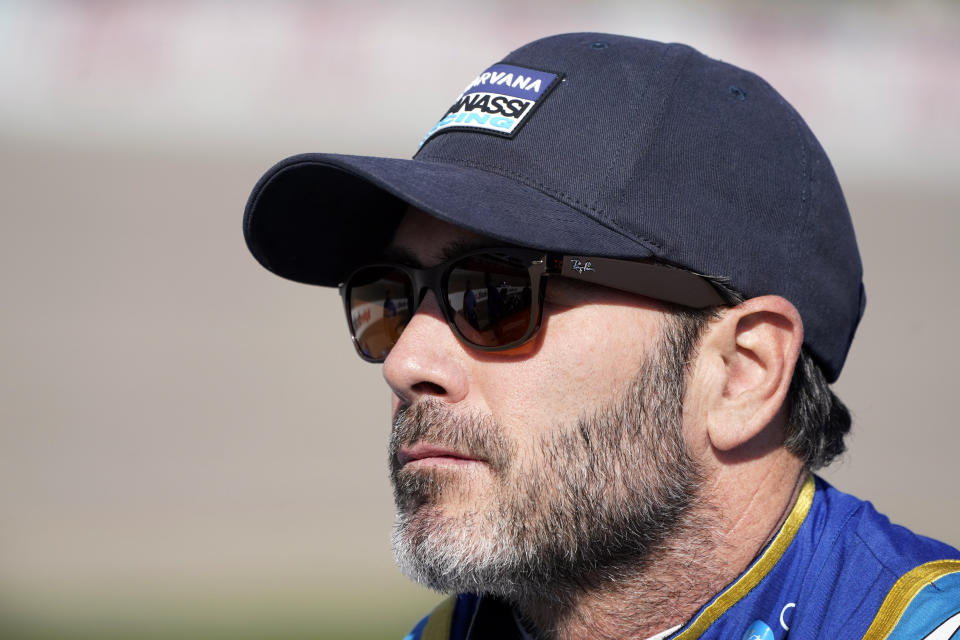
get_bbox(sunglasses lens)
[447,254,534,348]
[347,267,411,360]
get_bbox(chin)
[392,501,525,597]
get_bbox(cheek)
[473,304,664,436]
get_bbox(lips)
[397,443,483,467]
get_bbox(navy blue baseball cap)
[243,33,865,382]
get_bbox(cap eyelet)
[589,41,609,50]
[729,85,747,100]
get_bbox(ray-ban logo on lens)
[570,259,595,274]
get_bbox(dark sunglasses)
[339,248,728,362]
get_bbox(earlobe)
[699,296,803,453]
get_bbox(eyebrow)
[380,245,421,267]
[381,239,507,267]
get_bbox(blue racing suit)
[404,476,960,639]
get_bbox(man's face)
[384,210,706,599]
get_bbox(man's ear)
[692,295,803,453]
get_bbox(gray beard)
[389,320,704,604]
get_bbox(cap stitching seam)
[761,81,810,299]
[621,43,692,178]
[759,80,826,374]
[417,154,664,253]
[786,106,809,293]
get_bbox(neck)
[513,466,808,640]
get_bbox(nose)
[382,290,469,407]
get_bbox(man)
[244,33,960,639]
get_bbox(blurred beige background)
[1,0,958,637]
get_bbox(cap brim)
[243,152,652,286]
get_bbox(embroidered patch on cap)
[419,63,562,147]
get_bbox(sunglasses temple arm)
[556,255,728,309]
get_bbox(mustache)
[389,400,511,474]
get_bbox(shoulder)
[812,477,959,575]
[802,478,960,637]
[862,560,960,639]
